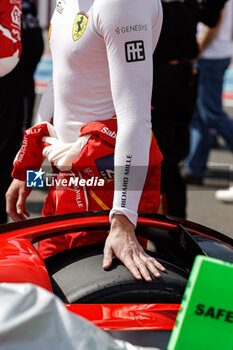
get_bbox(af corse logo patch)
[125,41,145,62]
[72,12,88,41]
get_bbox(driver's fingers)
[134,254,152,282]
[7,210,25,222]
[123,255,142,280]
[6,192,23,222]
[147,256,166,272]
[140,254,166,277]
[23,208,30,218]
[103,245,113,269]
[16,190,27,215]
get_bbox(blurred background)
[35,0,55,29]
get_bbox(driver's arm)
[92,0,166,280]
[6,80,54,222]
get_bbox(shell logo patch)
[72,12,88,41]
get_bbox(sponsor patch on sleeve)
[125,41,145,62]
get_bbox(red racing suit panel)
[12,123,50,181]
[12,119,163,259]
[0,0,22,59]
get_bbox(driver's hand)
[103,214,166,281]
[6,179,31,222]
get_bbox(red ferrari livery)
[0,211,233,349]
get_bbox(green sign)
[168,255,233,350]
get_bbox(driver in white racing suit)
[6,0,166,281]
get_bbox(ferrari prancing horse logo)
[72,12,88,41]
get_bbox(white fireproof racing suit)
[35,0,163,226]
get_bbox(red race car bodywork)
[0,211,233,348]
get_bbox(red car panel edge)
[65,303,180,330]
